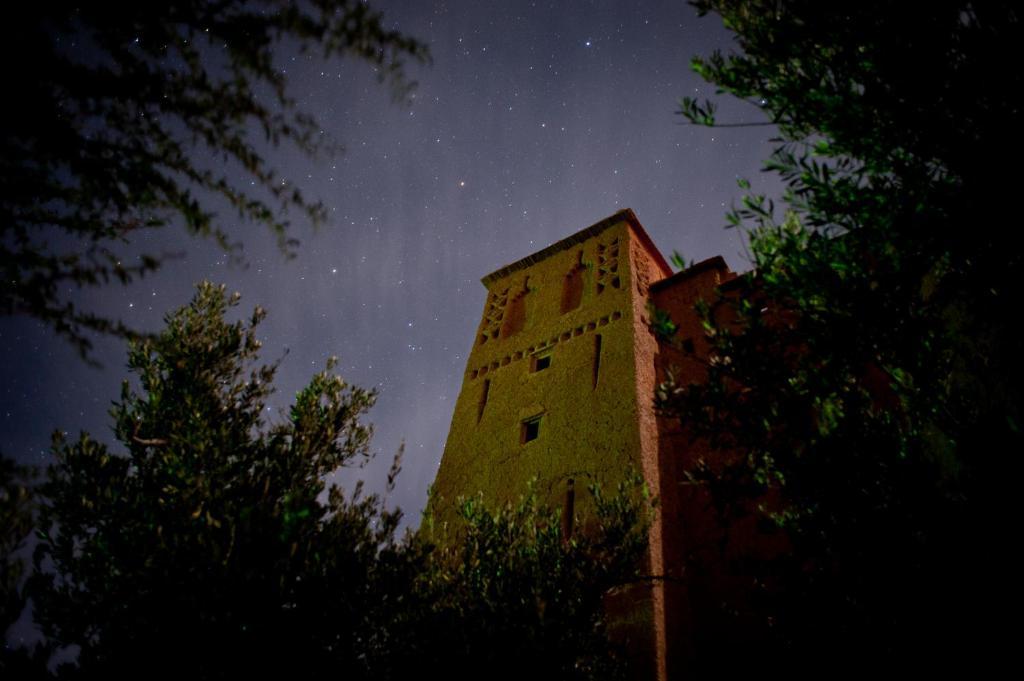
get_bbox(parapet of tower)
[429,208,737,681]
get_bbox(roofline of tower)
[480,208,673,287]
[649,255,733,292]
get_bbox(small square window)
[531,353,552,372]
[521,415,542,443]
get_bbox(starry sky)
[0,1,781,528]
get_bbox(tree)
[28,282,651,679]
[416,477,651,681]
[659,0,1022,668]
[0,458,51,679]
[31,282,429,678]
[1,1,427,358]
[0,459,34,642]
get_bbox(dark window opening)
[592,334,602,389]
[561,478,576,543]
[477,379,490,422]
[521,415,542,443]
[532,353,551,372]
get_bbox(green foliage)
[1,1,428,358]
[677,96,717,127]
[32,282,426,678]
[668,250,692,272]
[660,0,1022,666]
[421,475,651,680]
[27,283,650,679]
[648,304,679,342]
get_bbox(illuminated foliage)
[419,476,650,680]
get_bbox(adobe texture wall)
[428,209,738,680]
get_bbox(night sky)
[0,1,781,528]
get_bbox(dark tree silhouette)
[659,0,1022,669]
[25,283,650,679]
[0,1,428,357]
[31,282,420,677]
[0,458,34,642]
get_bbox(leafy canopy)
[32,281,419,678]
[1,1,428,357]
[421,476,651,680]
[27,282,650,679]
[660,0,1022,666]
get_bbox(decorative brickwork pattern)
[468,310,622,379]
[596,236,621,294]
[479,286,509,345]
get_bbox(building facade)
[429,209,738,680]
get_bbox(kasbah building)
[429,208,761,680]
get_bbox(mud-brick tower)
[430,208,688,679]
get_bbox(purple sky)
[0,1,781,529]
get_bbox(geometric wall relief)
[468,309,623,380]
[479,286,509,345]
[596,236,620,294]
[632,242,651,296]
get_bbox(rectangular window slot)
[592,334,602,389]
[477,378,490,422]
[521,415,542,443]
[562,478,576,542]
[531,353,552,372]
